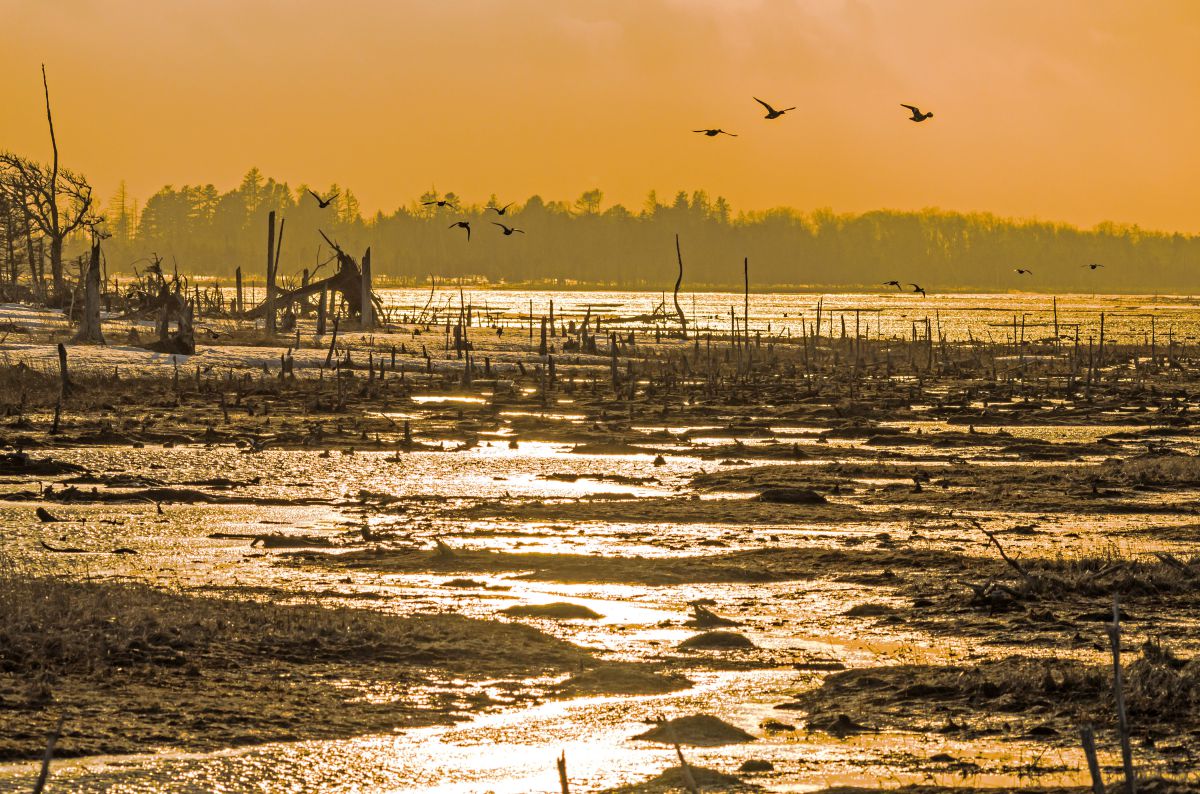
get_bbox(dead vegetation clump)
[0,559,593,759]
[634,714,756,746]
[1103,454,1200,487]
[1017,552,1200,599]
[786,644,1200,746]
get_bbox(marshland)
[5,2,1200,791]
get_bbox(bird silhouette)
[908,283,927,298]
[486,202,513,215]
[424,199,457,209]
[694,128,737,137]
[884,280,902,290]
[449,220,471,241]
[1015,268,1033,275]
[492,222,524,236]
[901,104,934,122]
[1083,263,1104,270]
[754,97,795,119]
[307,189,338,208]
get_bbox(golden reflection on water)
[1,413,1192,792]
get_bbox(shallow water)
[2,417,1191,792]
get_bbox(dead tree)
[71,241,104,344]
[673,234,688,338]
[0,67,96,303]
[246,230,380,328]
[145,284,195,355]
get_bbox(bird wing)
[693,130,708,133]
[424,201,437,205]
[900,104,920,114]
[307,189,322,201]
[753,97,776,113]
[502,202,512,210]
[491,222,506,230]
[486,206,500,213]
[721,130,738,136]
[448,222,458,229]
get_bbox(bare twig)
[32,715,64,794]
[1079,725,1105,794]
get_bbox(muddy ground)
[2,307,1200,791]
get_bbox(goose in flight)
[694,128,737,137]
[901,104,934,122]
[1082,263,1104,270]
[307,189,338,208]
[449,221,471,241]
[907,283,927,298]
[883,280,902,290]
[486,202,513,215]
[1014,268,1033,275]
[424,198,458,209]
[754,97,795,119]
[492,222,524,236]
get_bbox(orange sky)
[2,0,1198,231]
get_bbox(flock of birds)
[303,98,1110,289]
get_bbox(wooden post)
[56,343,72,398]
[264,211,277,334]
[235,266,243,315]
[324,317,339,368]
[360,247,374,330]
[1108,595,1136,794]
[1052,296,1059,350]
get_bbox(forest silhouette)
[26,167,1200,293]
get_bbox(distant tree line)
[4,165,1200,295]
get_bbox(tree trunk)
[72,242,104,344]
[360,247,374,330]
[49,234,65,303]
[264,211,276,333]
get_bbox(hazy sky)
[2,0,1198,231]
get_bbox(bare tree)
[0,66,96,303]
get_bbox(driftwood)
[41,540,85,553]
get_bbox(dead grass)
[0,556,594,759]
[787,644,1200,744]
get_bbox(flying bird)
[883,280,902,290]
[754,97,795,119]
[486,202,514,215]
[694,128,737,137]
[492,222,524,236]
[908,283,927,298]
[1083,263,1104,270]
[1015,268,1033,275]
[449,220,471,241]
[901,104,934,122]
[307,189,338,208]
[424,198,457,209]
